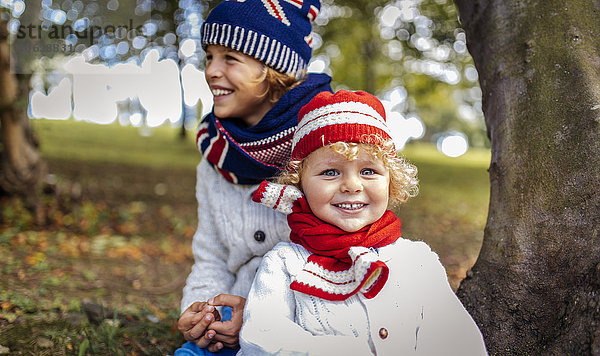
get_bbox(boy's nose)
[206,61,223,79]
[340,175,363,193]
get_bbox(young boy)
[245,90,488,355]
[175,0,331,354]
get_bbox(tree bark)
[454,1,600,354]
[0,18,46,216]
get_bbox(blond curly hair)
[278,140,419,207]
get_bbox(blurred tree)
[455,1,600,354]
[313,0,389,93]
[314,0,486,146]
[0,0,206,210]
[0,3,45,220]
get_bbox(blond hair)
[256,66,305,103]
[278,141,419,207]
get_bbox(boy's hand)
[177,301,221,348]
[206,294,247,349]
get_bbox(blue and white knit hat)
[201,0,321,77]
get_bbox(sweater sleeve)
[181,161,235,313]
[240,243,375,356]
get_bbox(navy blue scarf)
[196,73,332,185]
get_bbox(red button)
[379,327,388,339]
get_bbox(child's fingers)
[188,300,217,313]
[208,304,244,333]
[187,301,206,313]
[189,311,206,326]
[187,305,219,325]
[206,294,246,347]
[208,294,245,325]
[185,311,217,341]
[204,305,221,321]
[206,341,224,353]
[209,316,244,347]
[208,294,246,310]
[210,331,240,348]
[177,302,207,334]
[193,330,217,349]
[184,305,211,328]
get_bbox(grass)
[399,143,490,287]
[1,118,491,354]
[31,119,199,169]
[2,120,199,354]
[402,142,490,232]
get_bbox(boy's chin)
[213,107,233,119]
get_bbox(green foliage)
[314,0,487,146]
[418,0,461,44]
[0,310,184,355]
[0,198,34,230]
[404,74,487,145]
[316,0,394,93]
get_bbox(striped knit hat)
[291,90,394,161]
[201,0,321,77]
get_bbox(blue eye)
[361,168,375,175]
[321,169,339,176]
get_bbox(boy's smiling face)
[300,146,390,232]
[204,45,274,127]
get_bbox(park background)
[0,0,491,354]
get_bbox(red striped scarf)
[252,181,401,301]
[288,197,401,301]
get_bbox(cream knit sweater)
[239,240,487,356]
[181,160,291,313]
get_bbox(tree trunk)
[0,18,46,216]
[363,39,376,95]
[454,1,600,354]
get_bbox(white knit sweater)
[180,159,291,312]
[239,240,487,356]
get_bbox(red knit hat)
[291,90,394,161]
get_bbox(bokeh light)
[437,133,469,157]
[179,39,196,58]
